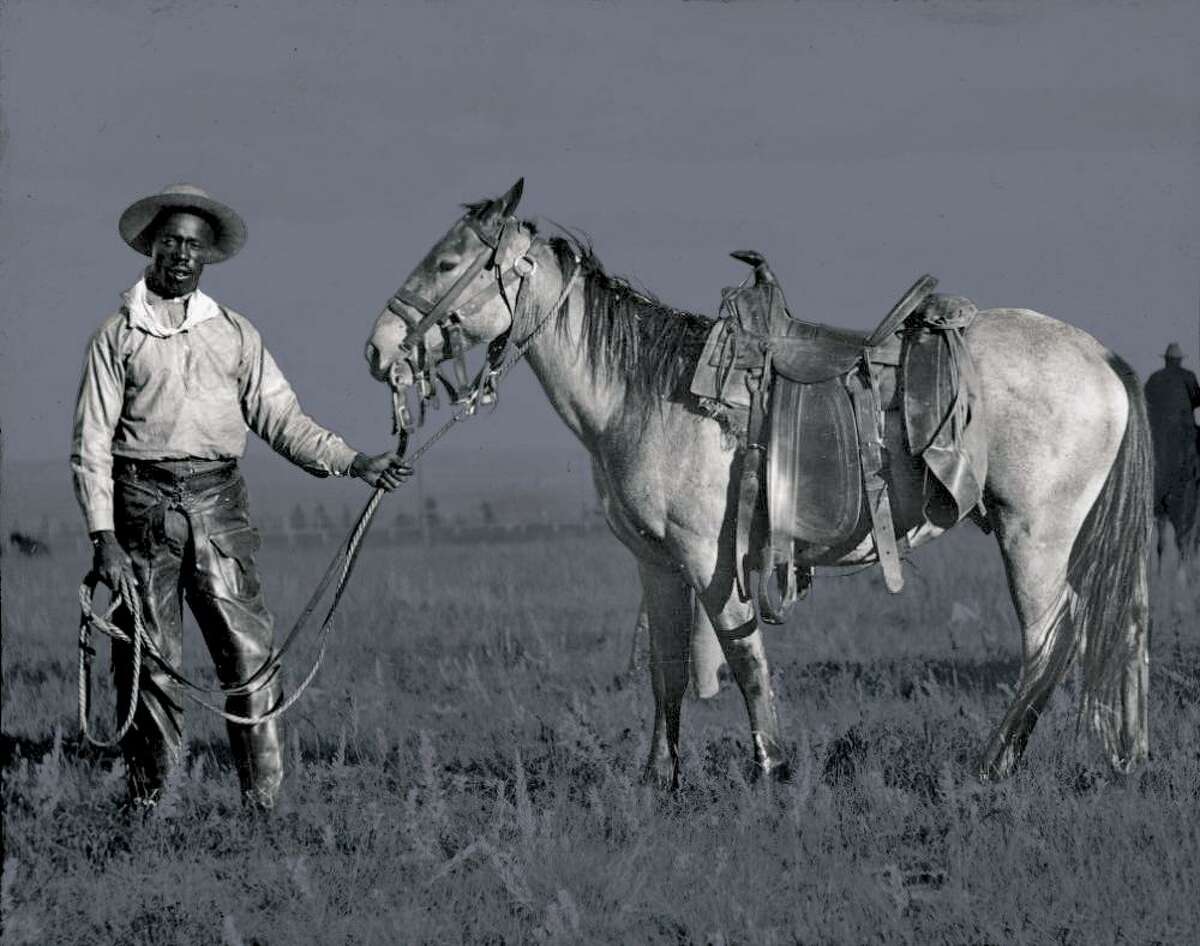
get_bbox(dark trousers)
[111,459,282,807]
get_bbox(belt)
[113,457,238,490]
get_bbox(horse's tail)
[1071,352,1153,771]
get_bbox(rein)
[77,236,579,743]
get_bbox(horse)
[8,531,50,558]
[364,180,1154,786]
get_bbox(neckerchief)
[123,276,221,338]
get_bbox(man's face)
[147,212,214,297]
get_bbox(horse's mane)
[458,203,715,398]
[543,235,714,399]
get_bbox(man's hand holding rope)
[350,450,412,491]
[90,530,137,591]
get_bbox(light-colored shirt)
[71,277,358,532]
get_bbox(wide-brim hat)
[1164,342,1184,359]
[118,183,247,263]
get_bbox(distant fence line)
[6,515,613,558]
[263,519,611,550]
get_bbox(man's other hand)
[91,530,136,591]
[350,451,413,491]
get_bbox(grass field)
[3,525,1199,945]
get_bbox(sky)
[1,0,1197,488]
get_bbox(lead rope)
[78,572,144,747]
[77,257,581,740]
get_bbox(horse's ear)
[466,179,523,226]
[500,177,524,217]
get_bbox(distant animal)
[1144,342,1200,562]
[8,532,50,557]
[365,180,1153,786]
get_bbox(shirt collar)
[123,276,221,338]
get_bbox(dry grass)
[3,528,1199,945]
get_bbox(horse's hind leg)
[638,564,693,788]
[978,510,1081,781]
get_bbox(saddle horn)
[730,249,777,287]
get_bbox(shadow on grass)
[779,654,1023,699]
[1,731,123,768]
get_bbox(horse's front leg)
[638,563,693,788]
[699,590,788,780]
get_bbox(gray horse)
[365,181,1153,785]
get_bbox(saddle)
[690,252,984,623]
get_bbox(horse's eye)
[438,259,459,273]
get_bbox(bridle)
[382,213,542,432]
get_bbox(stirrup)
[758,559,807,625]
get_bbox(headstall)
[384,215,541,433]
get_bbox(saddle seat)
[768,322,870,383]
[718,252,931,373]
[691,252,983,623]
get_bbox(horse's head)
[364,178,541,429]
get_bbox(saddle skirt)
[689,259,987,620]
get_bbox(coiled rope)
[78,572,144,747]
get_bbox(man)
[72,183,410,810]
[1144,342,1200,561]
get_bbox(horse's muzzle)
[365,341,390,382]
[365,340,414,387]
[366,304,418,383]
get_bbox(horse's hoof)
[1107,742,1148,775]
[751,732,789,780]
[750,758,792,785]
[977,734,1024,784]
[641,761,678,791]
[976,754,1014,784]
